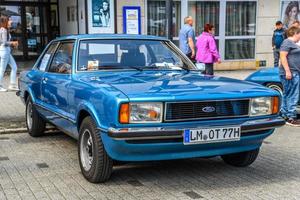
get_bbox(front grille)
[165,99,249,122]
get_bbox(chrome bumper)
[107,117,285,140]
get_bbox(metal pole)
[166,0,173,41]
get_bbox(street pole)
[166,0,173,41]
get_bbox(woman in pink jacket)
[196,24,221,75]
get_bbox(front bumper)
[102,117,284,161]
[107,117,285,140]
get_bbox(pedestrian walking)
[279,26,300,126]
[195,23,221,75]
[272,21,286,67]
[179,16,196,62]
[0,16,19,92]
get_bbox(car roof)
[53,34,169,42]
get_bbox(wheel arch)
[77,110,92,132]
[24,91,30,102]
[76,105,103,133]
[263,82,283,96]
[263,82,282,88]
[24,88,37,103]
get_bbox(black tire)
[266,83,283,96]
[78,116,113,183]
[113,160,127,166]
[25,97,46,137]
[221,148,260,167]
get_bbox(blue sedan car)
[245,67,300,112]
[18,34,285,183]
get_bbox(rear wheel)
[25,97,46,137]
[221,148,260,167]
[266,83,283,96]
[78,116,113,183]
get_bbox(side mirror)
[195,63,205,71]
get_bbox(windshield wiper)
[142,66,160,70]
[93,66,143,71]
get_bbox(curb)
[0,127,27,135]
[0,126,58,135]
[0,119,26,135]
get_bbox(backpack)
[274,30,285,49]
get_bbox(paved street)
[0,126,299,200]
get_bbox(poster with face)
[281,1,300,28]
[88,0,114,33]
[92,0,110,27]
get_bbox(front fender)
[76,101,107,131]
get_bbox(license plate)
[183,127,241,145]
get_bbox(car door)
[30,42,59,103]
[41,41,75,122]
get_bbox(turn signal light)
[119,103,130,124]
[148,110,158,119]
[272,97,279,114]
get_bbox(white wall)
[59,0,78,35]
[256,0,281,67]
[78,0,87,34]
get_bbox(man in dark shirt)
[272,21,286,67]
[279,26,300,126]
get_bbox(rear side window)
[48,42,74,74]
[37,42,59,71]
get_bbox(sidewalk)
[0,60,33,131]
[0,69,255,127]
[0,76,24,121]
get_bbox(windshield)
[77,39,194,71]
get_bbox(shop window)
[225,1,256,60]
[225,2,256,36]
[225,39,255,60]
[188,1,220,36]
[51,4,59,38]
[147,0,181,37]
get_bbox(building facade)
[0,0,289,70]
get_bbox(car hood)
[80,71,278,101]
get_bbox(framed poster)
[87,0,115,33]
[281,1,300,28]
[123,6,141,35]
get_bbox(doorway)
[0,1,59,60]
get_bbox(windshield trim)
[75,38,195,74]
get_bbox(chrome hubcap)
[26,101,33,129]
[268,85,283,96]
[80,129,94,171]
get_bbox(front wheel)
[78,116,113,183]
[266,83,283,96]
[221,148,260,167]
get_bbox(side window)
[37,42,58,71]
[48,42,74,74]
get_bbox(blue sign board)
[123,6,141,35]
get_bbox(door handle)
[42,77,48,84]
